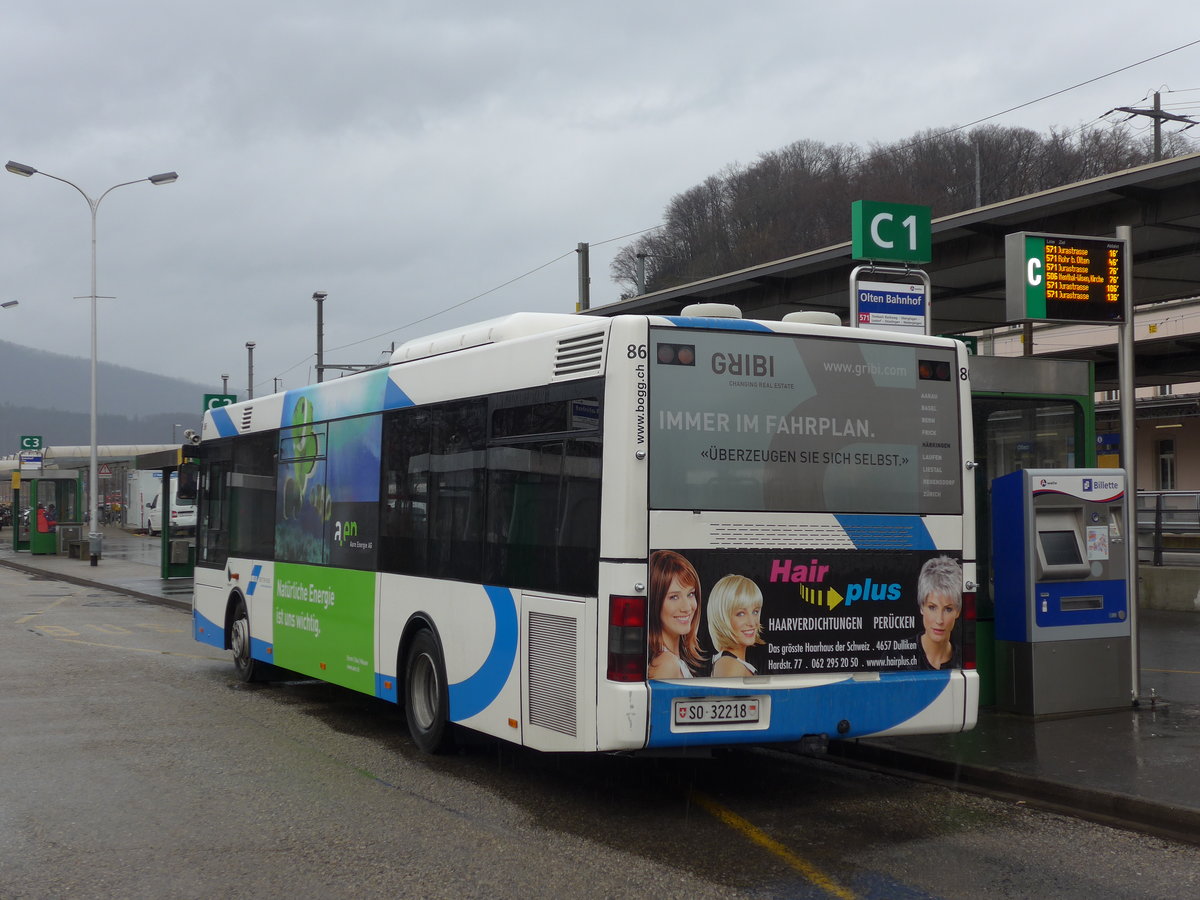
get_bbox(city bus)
[192,305,978,753]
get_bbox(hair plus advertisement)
[648,548,964,679]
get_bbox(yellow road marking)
[15,595,71,624]
[1142,666,1200,676]
[690,789,856,899]
[56,637,225,661]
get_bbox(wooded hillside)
[610,124,1191,296]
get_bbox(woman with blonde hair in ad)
[707,574,764,677]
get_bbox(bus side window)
[428,400,486,581]
[381,407,433,577]
[178,463,198,501]
[485,436,600,596]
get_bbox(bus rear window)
[648,328,962,515]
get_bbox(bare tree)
[610,122,1191,297]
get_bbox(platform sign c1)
[852,201,932,264]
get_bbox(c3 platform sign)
[1005,232,1126,324]
[852,201,932,264]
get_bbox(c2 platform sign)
[852,201,931,264]
[204,393,237,413]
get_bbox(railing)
[1137,491,1200,566]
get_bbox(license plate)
[673,697,762,727]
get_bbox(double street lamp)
[6,160,178,560]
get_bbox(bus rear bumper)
[643,669,976,750]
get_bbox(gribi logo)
[655,342,776,378]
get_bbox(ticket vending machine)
[992,468,1131,716]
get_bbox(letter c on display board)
[1026,257,1043,287]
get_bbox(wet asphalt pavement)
[3,525,1200,845]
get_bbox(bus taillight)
[961,589,977,670]
[607,595,647,682]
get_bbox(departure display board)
[1005,232,1126,324]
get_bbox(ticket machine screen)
[1033,508,1091,580]
[1040,530,1082,567]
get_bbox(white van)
[145,474,197,535]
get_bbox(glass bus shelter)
[12,470,84,556]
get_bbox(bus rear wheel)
[404,630,454,754]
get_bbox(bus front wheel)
[404,630,454,754]
[230,598,267,683]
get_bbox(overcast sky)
[3,2,1199,401]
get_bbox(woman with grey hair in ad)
[915,556,962,670]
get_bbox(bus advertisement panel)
[648,548,963,680]
[647,325,966,681]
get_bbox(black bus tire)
[230,597,271,683]
[404,629,455,754]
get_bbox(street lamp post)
[246,342,256,399]
[313,291,327,383]
[6,160,178,565]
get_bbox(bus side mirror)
[177,463,199,502]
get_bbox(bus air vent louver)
[527,611,578,737]
[708,522,857,549]
[554,332,605,377]
[240,407,254,431]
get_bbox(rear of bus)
[598,310,978,751]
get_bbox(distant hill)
[0,340,219,452]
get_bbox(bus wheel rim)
[412,652,438,729]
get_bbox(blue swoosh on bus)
[448,586,518,721]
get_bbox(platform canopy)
[0,444,180,474]
[588,152,1200,390]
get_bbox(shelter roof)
[588,152,1200,389]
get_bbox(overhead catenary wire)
[258,224,663,392]
[325,222,664,355]
[885,39,1200,157]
